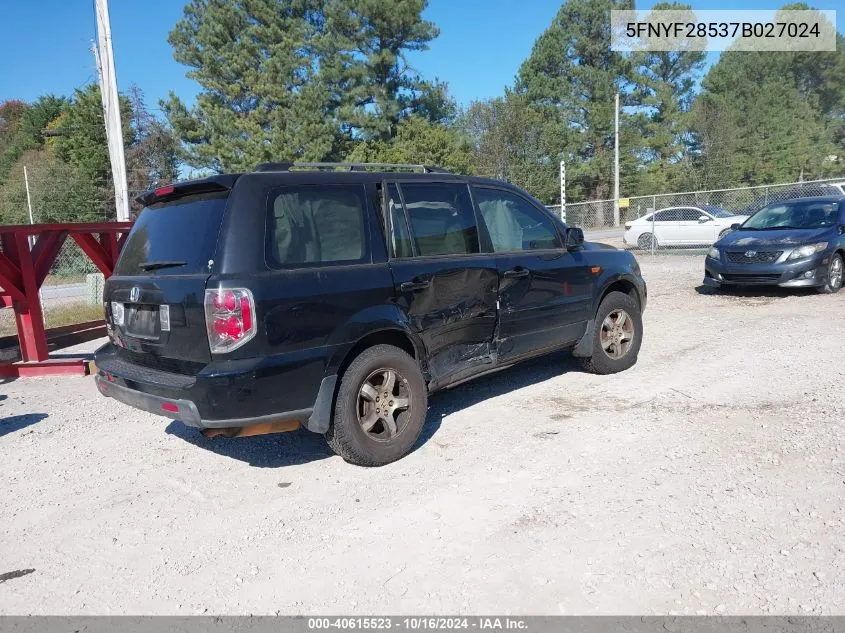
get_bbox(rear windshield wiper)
[138,260,187,271]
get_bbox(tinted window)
[267,185,365,267]
[680,208,706,221]
[115,193,227,275]
[386,183,413,258]
[473,187,561,252]
[399,183,479,256]
[654,209,680,221]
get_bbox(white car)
[623,205,749,249]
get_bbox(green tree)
[18,95,69,150]
[323,0,443,140]
[0,150,104,225]
[164,0,446,171]
[692,5,845,186]
[346,115,472,174]
[630,2,706,193]
[126,86,179,208]
[52,84,133,186]
[514,0,638,208]
[461,92,551,197]
[163,0,342,171]
[0,100,29,184]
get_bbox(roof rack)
[254,162,451,174]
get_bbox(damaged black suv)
[94,163,647,466]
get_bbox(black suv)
[94,163,647,466]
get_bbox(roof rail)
[254,161,451,174]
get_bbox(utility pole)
[559,160,566,223]
[613,92,620,227]
[93,0,130,221]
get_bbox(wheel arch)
[596,275,642,313]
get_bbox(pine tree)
[630,2,706,193]
[514,0,636,208]
[692,5,845,186]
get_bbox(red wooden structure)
[0,222,132,376]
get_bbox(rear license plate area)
[125,305,160,339]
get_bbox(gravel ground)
[1,255,844,615]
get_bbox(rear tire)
[325,344,427,466]
[637,233,657,251]
[817,253,843,294]
[579,291,643,375]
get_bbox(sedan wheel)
[637,233,657,250]
[819,254,844,294]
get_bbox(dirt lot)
[1,256,844,615]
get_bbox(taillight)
[204,288,256,353]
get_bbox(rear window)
[267,185,367,267]
[115,193,227,276]
[399,182,479,257]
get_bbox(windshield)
[115,192,228,275]
[742,200,840,230]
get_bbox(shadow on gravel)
[695,284,816,298]
[164,350,579,467]
[164,420,334,468]
[0,413,49,437]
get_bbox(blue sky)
[0,0,841,111]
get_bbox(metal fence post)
[651,195,657,256]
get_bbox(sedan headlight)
[707,247,720,260]
[787,242,827,261]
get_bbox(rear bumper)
[704,253,828,287]
[93,343,336,432]
[95,375,310,429]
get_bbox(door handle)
[400,280,431,292]
[503,268,530,279]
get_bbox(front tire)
[817,253,843,294]
[325,344,427,466]
[579,291,643,375]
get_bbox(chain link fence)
[557,177,845,254]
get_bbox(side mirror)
[698,216,710,223]
[731,223,741,230]
[566,227,584,251]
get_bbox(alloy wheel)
[357,368,411,441]
[600,309,635,360]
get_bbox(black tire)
[637,233,657,250]
[817,253,843,295]
[579,291,643,375]
[325,344,427,466]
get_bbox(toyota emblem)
[744,250,757,258]
[130,286,140,302]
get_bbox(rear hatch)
[105,189,229,373]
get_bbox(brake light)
[154,184,175,197]
[204,288,256,353]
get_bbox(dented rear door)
[383,180,498,387]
